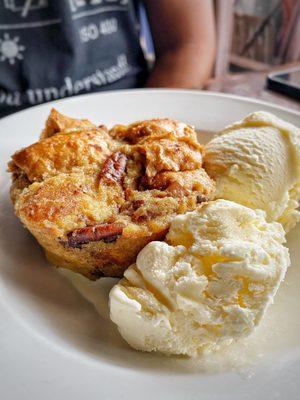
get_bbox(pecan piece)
[196,194,208,204]
[100,151,127,184]
[67,223,124,248]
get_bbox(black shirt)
[0,0,148,118]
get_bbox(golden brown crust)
[109,118,198,143]
[135,138,203,178]
[40,108,97,139]
[10,110,215,279]
[11,128,112,182]
[146,169,214,197]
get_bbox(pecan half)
[67,223,124,248]
[100,151,127,184]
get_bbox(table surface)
[206,62,300,113]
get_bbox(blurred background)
[216,0,299,74]
[209,0,300,109]
[1,0,299,117]
[139,0,300,110]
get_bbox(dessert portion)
[203,112,300,232]
[9,110,215,279]
[110,200,290,356]
[9,108,299,358]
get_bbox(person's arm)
[144,0,216,89]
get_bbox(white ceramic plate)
[1,89,300,400]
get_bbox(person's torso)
[0,0,148,117]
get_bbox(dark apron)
[0,0,148,117]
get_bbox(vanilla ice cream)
[109,200,290,356]
[203,112,300,232]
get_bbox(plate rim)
[1,88,300,400]
[1,88,299,125]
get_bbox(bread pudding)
[9,109,215,279]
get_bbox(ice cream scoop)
[109,200,290,356]
[203,112,300,232]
